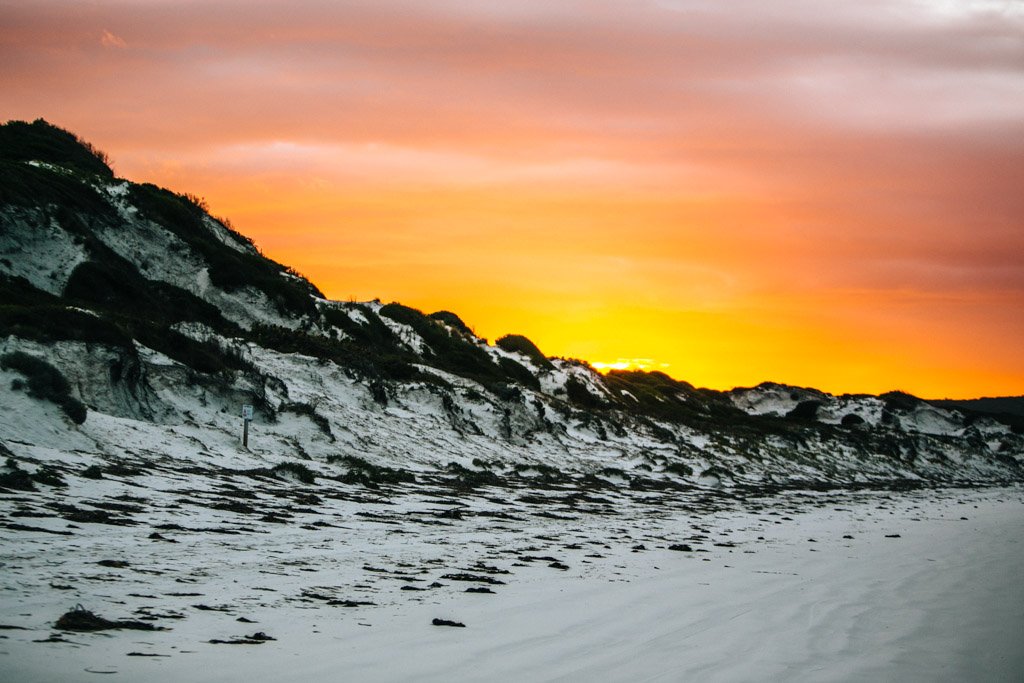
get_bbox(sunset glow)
[2,0,1022,397]
[591,359,670,373]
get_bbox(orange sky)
[3,0,1023,398]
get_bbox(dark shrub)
[0,274,59,306]
[841,413,866,428]
[271,462,317,485]
[786,400,821,421]
[64,256,233,332]
[429,310,474,336]
[0,458,35,491]
[320,305,399,349]
[446,461,503,489]
[81,465,104,479]
[1,351,87,423]
[0,160,116,215]
[598,466,628,479]
[489,382,521,402]
[60,397,87,424]
[566,376,605,409]
[326,454,415,488]
[881,391,921,413]
[379,302,427,328]
[3,352,71,398]
[31,465,66,487]
[700,465,732,481]
[497,357,539,390]
[0,119,113,177]
[495,334,552,369]
[512,462,564,483]
[663,462,694,477]
[648,422,675,442]
[597,370,758,432]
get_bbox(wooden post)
[242,404,253,448]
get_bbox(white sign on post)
[242,404,254,420]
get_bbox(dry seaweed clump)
[55,604,163,632]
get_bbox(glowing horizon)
[2,0,1022,399]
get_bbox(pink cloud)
[100,29,127,49]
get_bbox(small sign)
[242,404,254,420]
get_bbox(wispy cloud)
[99,29,127,49]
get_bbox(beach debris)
[55,605,162,632]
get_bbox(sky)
[2,0,1023,398]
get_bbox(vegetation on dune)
[326,454,416,488]
[841,413,866,428]
[497,356,540,390]
[270,461,318,485]
[0,160,116,214]
[599,369,812,442]
[0,303,133,351]
[880,391,922,413]
[0,288,251,380]
[250,321,421,382]
[127,182,322,317]
[319,303,400,348]
[379,302,539,393]
[429,310,474,336]
[0,276,134,348]
[565,376,606,409]
[786,400,822,421]
[0,118,113,178]
[446,461,504,489]
[663,461,694,477]
[64,258,232,333]
[1,351,87,424]
[496,334,553,370]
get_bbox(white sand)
[305,491,1024,683]
[3,487,1021,682]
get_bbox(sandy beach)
[3,485,1021,682]
[305,488,1024,682]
